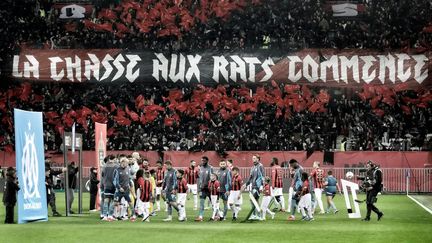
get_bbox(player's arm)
[113,169,120,191]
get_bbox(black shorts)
[219,192,228,201]
[104,188,115,198]
[200,188,211,200]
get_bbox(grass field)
[0,192,431,243]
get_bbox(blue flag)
[14,109,48,224]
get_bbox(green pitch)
[0,193,431,243]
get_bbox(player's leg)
[298,195,307,219]
[142,202,150,222]
[314,188,324,214]
[287,187,294,213]
[192,184,198,210]
[305,193,313,220]
[155,187,161,211]
[261,196,269,220]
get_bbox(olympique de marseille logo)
[21,122,41,200]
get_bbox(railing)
[51,167,432,193]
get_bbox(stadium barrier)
[1,151,430,168]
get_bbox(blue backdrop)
[14,109,48,224]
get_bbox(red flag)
[135,95,145,110]
[373,109,385,117]
[308,103,321,113]
[382,96,395,106]
[97,104,109,113]
[394,83,409,92]
[107,127,116,137]
[116,23,130,33]
[98,9,117,20]
[19,83,32,101]
[164,117,175,127]
[114,116,131,126]
[110,103,117,112]
[370,96,381,109]
[81,106,92,117]
[45,111,59,120]
[401,105,412,115]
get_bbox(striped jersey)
[156,167,165,187]
[231,174,243,191]
[271,165,283,188]
[138,177,152,202]
[311,168,325,189]
[185,166,199,185]
[208,180,220,196]
[177,177,188,193]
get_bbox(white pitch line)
[407,195,432,215]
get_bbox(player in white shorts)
[185,160,199,210]
[228,167,243,221]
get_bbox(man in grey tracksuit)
[246,155,265,219]
[218,160,232,220]
[195,156,213,221]
[162,160,179,221]
[113,157,136,221]
[102,155,118,220]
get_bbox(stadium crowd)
[0,0,431,153]
[0,81,431,153]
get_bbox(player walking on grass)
[162,160,180,222]
[261,177,275,220]
[270,158,285,212]
[311,161,325,214]
[185,160,199,210]
[195,156,213,222]
[228,167,243,221]
[113,158,137,222]
[298,172,314,221]
[245,155,265,220]
[217,160,231,220]
[155,160,165,212]
[288,159,303,221]
[208,173,221,221]
[136,170,153,222]
[176,169,188,221]
[102,155,118,221]
[324,170,341,214]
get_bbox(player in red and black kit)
[228,167,243,221]
[261,176,276,220]
[136,170,153,222]
[270,158,285,212]
[185,160,199,210]
[310,161,325,214]
[155,161,165,212]
[298,172,314,221]
[208,173,221,220]
[176,169,188,221]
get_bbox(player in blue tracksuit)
[162,160,179,221]
[102,155,118,221]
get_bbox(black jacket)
[46,169,63,189]
[3,175,20,206]
[68,165,79,189]
[90,171,99,194]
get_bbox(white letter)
[412,55,428,83]
[23,55,39,79]
[65,55,82,82]
[229,55,247,82]
[243,57,261,82]
[169,54,186,83]
[100,54,114,81]
[378,54,396,83]
[340,56,359,83]
[396,54,411,82]
[360,56,377,83]
[12,55,22,78]
[260,58,274,82]
[288,56,302,82]
[152,53,168,81]
[320,55,339,82]
[212,56,229,82]
[126,54,141,82]
[49,57,64,81]
[112,54,125,81]
[303,55,319,83]
[84,54,100,81]
[186,54,201,82]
